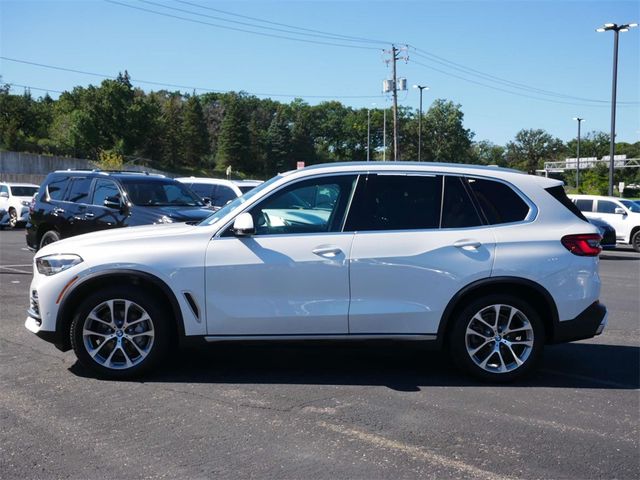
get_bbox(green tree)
[506,129,564,173]
[265,109,292,175]
[215,94,251,172]
[471,140,506,166]
[421,99,474,163]
[181,94,209,167]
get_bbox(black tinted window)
[466,177,529,224]
[65,177,92,204]
[575,199,594,213]
[545,186,588,222]
[10,186,38,196]
[596,200,618,214]
[345,174,442,231]
[92,180,120,206]
[47,177,70,201]
[121,179,203,206]
[441,176,483,228]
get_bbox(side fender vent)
[183,292,200,322]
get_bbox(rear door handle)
[312,246,343,258]
[453,240,482,250]
[53,207,65,215]
[84,212,95,218]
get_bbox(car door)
[61,176,94,237]
[594,199,628,241]
[205,174,358,335]
[345,173,496,335]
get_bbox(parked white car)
[569,194,640,252]
[0,182,39,228]
[26,162,607,382]
[175,177,263,209]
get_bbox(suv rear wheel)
[8,208,17,228]
[70,286,170,378]
[450,294,544,382]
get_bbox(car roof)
[284,161,562,188]
[1,182,39,187]
[175,177,237,186]
[50,170,166,179]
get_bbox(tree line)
[1,72,638,192]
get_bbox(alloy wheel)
[464,304,534,374]
[82,299,155,370]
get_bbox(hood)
[37,222,200,257]
[130,205,214,222]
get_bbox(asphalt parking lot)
[1,228,638,479]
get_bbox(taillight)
[29,197,36,214]
[561,234,602,256]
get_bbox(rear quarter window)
[546,186,589,222]
[46,176,71,201]
[466,177,530,224]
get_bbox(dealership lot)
[1,229,638,478]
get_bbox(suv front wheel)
[70,286,170,378]
[450,295,544,382]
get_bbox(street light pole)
[413,84,429,162]
[596,22,638,196]
[367,108,371,161]
[573,117,584,190]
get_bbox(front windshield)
[121,179,204,207]
[620,200,640,213]
[200,175,282,226]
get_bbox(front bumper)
[551,301,608,343]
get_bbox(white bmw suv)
[26,163,607,382]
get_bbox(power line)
[139,0,388,45]
[410,47,638,105]
[6,83,64,94]
[174,0,391,45]
[1,57,384,100]
[410,58,635,108]
[104,0,381,51]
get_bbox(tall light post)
[573,117,584,190]
[413,84,429,161]
[596,22,638,196]
[367,107,371,161]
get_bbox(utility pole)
[384,45,408,161]
[367,108,371,161]
[383,108,386,161]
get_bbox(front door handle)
[312,246,343,258]
[453,239,482,251]
[84,212,95,218]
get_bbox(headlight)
[157,215,174,224]
[36,254,83,276]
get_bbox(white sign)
[296,161,305,170]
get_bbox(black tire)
[449,294,544,383]
[39,230,60,249]
[70,285,171,379]
[8,208,17,228]
[632,230,640,253]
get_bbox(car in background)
[569,194,640,252]
[176,177,263,209]
[26,170,213,250]
[587,217,616,250]
[0,182,39,228]
[26,162,606,382]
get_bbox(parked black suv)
[27,170,213,250]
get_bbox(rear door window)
[345,174,442,231]
[466,177,530,224]
[47,177,71,201]
[441,176,483,228]
[65,177,93,204]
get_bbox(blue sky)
[1,0,639,146]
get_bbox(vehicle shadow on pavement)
[70,341,640,391]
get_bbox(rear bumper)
[551,301,608,344]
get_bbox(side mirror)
[614,207,626,215]
[104,196,124,210]
[0,191,8,198]
[231,212,255,236]
[202,197,212,206]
